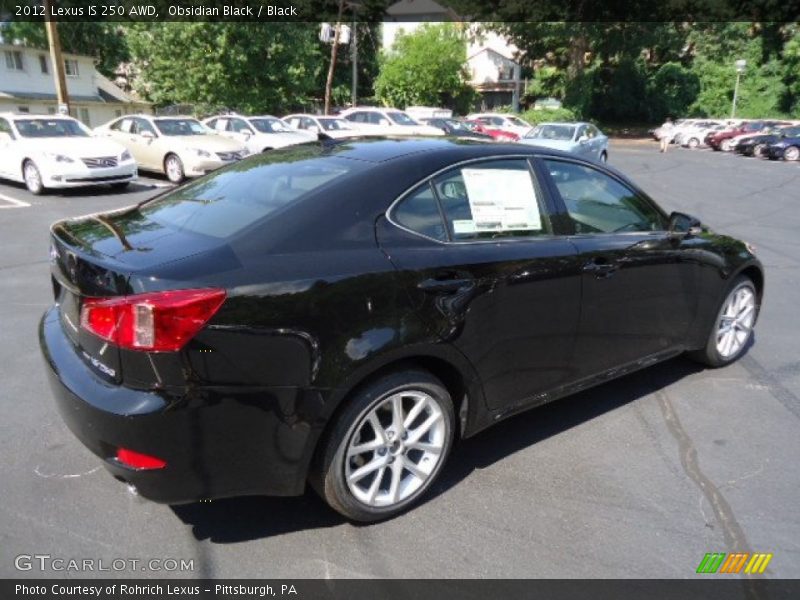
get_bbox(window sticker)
[461,168,542,232]
[452,220,476,234]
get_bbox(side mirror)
[242,130,252,139]
[668,211,703,238]
[140,130,155,140]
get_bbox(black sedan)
[40,138,764,522]
[735,125,800,157]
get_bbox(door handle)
[418,277,474,293]
[582,258,619,278]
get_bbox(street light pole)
[731,59,746,119]
[351,18,358,107]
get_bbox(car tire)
[164,154,185,183]
[599,151,608,163]
[261,147,273,153]
[687,276,757,368]
[784,146,800,161]
[110,182,130,191]
[23,160,45,195]
[687,137,699,149]
[721,139,733,152]
[754,143,766,157]
[310,368,455,522]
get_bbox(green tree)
[374,24,475,111]
[125,23,325,114]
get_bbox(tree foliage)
[374,24,475,112]
[125,23,325,114]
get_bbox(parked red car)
[707,121,767,151]
[463,120,520,142]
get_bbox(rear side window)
[393,185,447,242]
[138,150,364,239]
[391,158,551,242]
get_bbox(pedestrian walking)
[659,117,675,153]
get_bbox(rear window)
[138,149,362,239]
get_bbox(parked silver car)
[518,122,609,162]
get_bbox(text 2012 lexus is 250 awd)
[40,138,764,522]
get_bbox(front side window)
[133,118,157,136]
[527,124,576,141]
[229,118,252,133]
[544,159,666,234]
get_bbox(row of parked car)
[651,118,800,162]
[0,107,611,194]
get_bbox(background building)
[1,43,150,126]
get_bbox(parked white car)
[339,107,444,136]
[283,114,361,139]
[203,115,314,154]
[95,115,248,183]
[466,112,533,137]
[0,113,136,194]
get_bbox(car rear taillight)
[80,288,226,352]
[116,448,167,470]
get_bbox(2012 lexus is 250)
[40,138,763,522]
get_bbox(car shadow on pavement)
[171,355,706,543]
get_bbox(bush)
[520,107,578,124]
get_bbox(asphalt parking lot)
[1,141,798,579]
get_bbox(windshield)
[528,124,577,141]
[154,119,207,136]
[442,119,469,131]
[14,119,88,138]
[138,149,363,239]
[318,118,352,131]
[387,112,419,126]
[250,118,294,133]
[507,116,531,128]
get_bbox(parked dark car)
[707,121,767,151]
[763,130,800,161]
[421,117,493,140]
[40,138,764,522]
[735,125,800,157]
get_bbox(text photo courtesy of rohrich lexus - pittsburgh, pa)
[0,1,799,599]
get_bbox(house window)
[5,50,24,71]
[17,106,30,113]
[47,106,56,115]
[39,55,49,74]
[79,108,90,126]
[64,59,79,77]
[114,109,122,118]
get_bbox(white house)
[382,1,522,111]
[0,43,150,127]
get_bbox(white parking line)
[0,192,31,208]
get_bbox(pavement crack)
[656,390,751,552]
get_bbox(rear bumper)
[39,306,318,504]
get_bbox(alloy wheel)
[785,146,800,161]
[24,162,42,194]
[344,390,446,508]
[716,285,756,359]
[165,156,184,183]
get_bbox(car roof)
[535,122,585,127]
[317,136,588,164]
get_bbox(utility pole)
[351,18,358,107]
[324,0,346,115]
[43,0,70,114]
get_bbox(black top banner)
[0,0,799,22]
